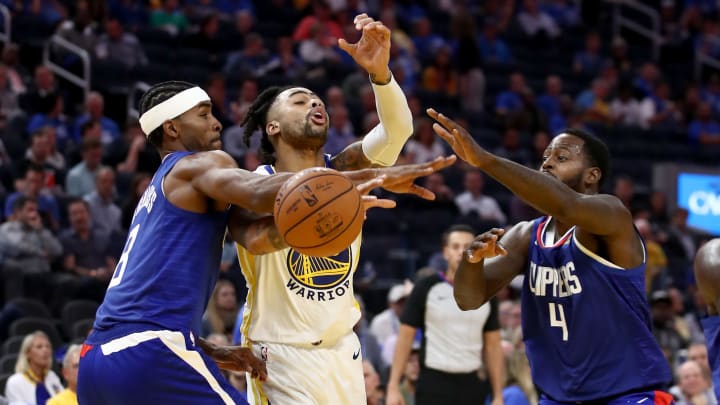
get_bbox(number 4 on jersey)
[549,302,568,341]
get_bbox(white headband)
[139,86,211,136]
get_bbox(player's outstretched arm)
[197,337,267,381]
[695,238,720,315]
[455,224,532,310]
[179,150,294,213]
[428,108,631,237]
[333,14,413,169]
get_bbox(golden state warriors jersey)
[237,160,361,347]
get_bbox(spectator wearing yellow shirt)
[47,345,81,405]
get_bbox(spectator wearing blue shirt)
[410,17,446,64]
[687,102,720,145]
[495,72,527,117]
[4,164,60,231]
[477,20,513,65]
[26,92,71,152]
[73,92,121,146]
[536,75,564,120]
[573,32,604,77]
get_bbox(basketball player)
[229,14,428,404]
[693,238,720,398]
[75,80,453,404]
[426,108,674,403]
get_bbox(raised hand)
[464,228,507,264]
[427,108,488,167]
[379,155,457,199]
[338,13,392,84]
[211,346,268,381]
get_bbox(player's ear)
[266,121,280,136]
[585,167,601,185]
[163,119,179,139]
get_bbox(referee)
[385,224,504,405]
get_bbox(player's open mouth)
[310,109,326,125]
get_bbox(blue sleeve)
[687,121,701,144]
[503,386,532,405]
[4,193,16,219]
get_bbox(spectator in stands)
[258,36,306,81]
[110,120,160,177]
[576,78,613,125]
[4,164,61,230]
[26,91,71,151]
[59,198,117,306]
[633,63,661,99]
[537,75,565,124]
[370,283,411,349]
[56,0,100,56]
[573,31,605,77]
[84,166,121,235]
[223,33,272,79]
[4,331,63,405]
[11,128,65,191]
[19,66,57,115]
[496,72,528,122]
[494,127,531,166]
[364,360,384,405]
[204,74,232,129]
[610,36,632,77]
[108,0,148,31]
[324,106,356,155]
[298,21,344,74]
[649,190,670,229]
[483,0,515,33]
[701,74,720,116]
[201,279,239,340]
[65,136,103,198]
[454,169,507,225]
[497,349,538,405]
[0,196,62,303]
[642,81,682,129]
[517,0,560,43]
[651,290,690,365]
[672,360,716,405]
[410,17,446,64]
[0,64,22,128]
[2,44,27,94]
[610,81,644,128]
[541,0,580,29]
[72,91,121,146]
[150,0,189,36]
[635,218,669,294]
[292,0,343,43]
[420,44,458,97]
[687,102,720,145]
[46,344,81,405]
[403,117,446,164]
[183,13,225,65]
[477,18,513,66]
[95,16,148,69]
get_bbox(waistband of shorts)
[85,322,196,344]
[247,332,352,350]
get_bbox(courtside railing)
[606,0,663,61]
[43,35,91,100]
[0,4,10,46]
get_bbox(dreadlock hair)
[241,85,292,165]
[138,80,197,150]
[560,128,611,188]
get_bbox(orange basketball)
[274,167,363,257]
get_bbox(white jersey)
[237,162,362,348]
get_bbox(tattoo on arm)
[332,143,372,170]
[246,217,287,251]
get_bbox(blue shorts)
[540,390,674,405]
[77,329,248,405]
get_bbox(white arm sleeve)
[361,75,414,166]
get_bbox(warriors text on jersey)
[237,159,361,347]
[522,217,671,401]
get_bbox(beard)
[296,114,329,147]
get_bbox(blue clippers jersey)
[92,152,228,338]
[522,217,671,401]
[702,316,720,399]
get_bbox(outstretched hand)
[338,13,392,84]
[212,346,268,381]
[464,228,507,263]
[379,155,457,200]
[355,176,397,213]
[427,108,488,167]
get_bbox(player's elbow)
[454,290,485,311]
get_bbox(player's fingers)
[408,184,436,200]
[432,123,455,142]
[427,108,459,130]
[356,176,385,194]
[355,16,375,29]
[490,227,505,236]
[428,154,457,171]
[364,197,396,210]
[366,22,390,37]
[353,13,369,25]
[337,38,355,54]
[495,242,508,256]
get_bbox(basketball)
[274,167,364,257]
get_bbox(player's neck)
[274,149,326,172]
[547,217,572,244]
